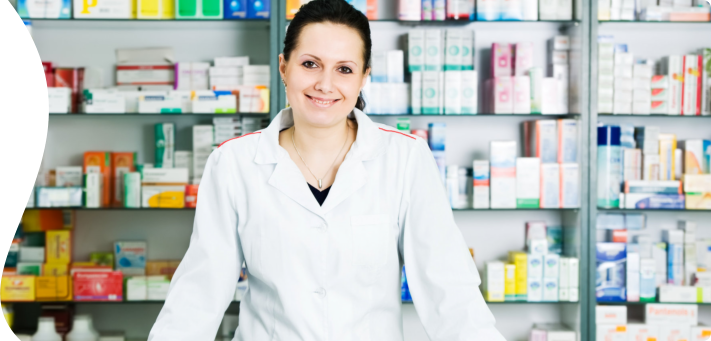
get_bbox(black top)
[308,183,331,206]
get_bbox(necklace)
[291,124,350,189]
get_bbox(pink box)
[491,43,513,78]
[514,42,534,76]
[493,77,514,114]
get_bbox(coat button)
[314,288,326,297]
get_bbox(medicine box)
[527,278,543,302]
[37,187,83,208]
[560,163,580,208]
[528,254,543,278]
[596,243,627,302]
[516,157,540,208]
[557,119,578,163]
[504,264,516,301]
[690,326,711,341]
[524,120,557,163]
[490,141,517,208]
[658,285,696,303]
[73,271,123,301]
[659,325,690,341]
[84,151,112,207]
[408,30,424,72]
[73,0,134,18]
[142,168,189,208]
[543,254,559,279]
[46,230,71,263]
[114,241,147,276]
[473,160,490,209]
[508,251,528,300]
[624,193,685,210]
[36,275,72,301]
[175,0,223,19]
[645,303,698,325]
[596,305,627,324]
[137,0,174,18]
[626,324,659,341]
[540,163,560,208]
[127,276,147,301]
[484,262,504,302]
[542,278,558,302]
[0,276,35,301]
[596,324,627,341]
[491,43,512,78]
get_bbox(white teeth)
[313,98,332,105]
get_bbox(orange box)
[21,210,73,232]
[111,152,136,207]
[146,261,169,276]
[611,230,628,243]
[44,263,69,276]
[1,275,36,301]
[84,151,112,207]
[185,185,199,208]
[46,230,72,264]
[36,275,72,301]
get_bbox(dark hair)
[283,0,371,111]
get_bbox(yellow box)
[686,193,711,210]
[43,263,69,276]
[21,210,73,232]
[659,133,677,181]
[46,230,72,263]
[137,0,174,19]
[1,276,36,301]
[508,251,528,299]
[504,264,516,300]
[36,276,72,301]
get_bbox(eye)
[302,61,317,69]
[338,66,353,74]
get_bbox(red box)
[73,271,123,301]
[185,184,199,208]
[54,68,79,113]
[611,230,628,243]
[42,62,54,87]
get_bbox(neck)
[292,115,351,154]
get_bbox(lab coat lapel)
[320,157,366,214]
[268,157,325,217]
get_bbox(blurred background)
[3,0,711,340]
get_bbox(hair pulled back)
[283,0,372,111]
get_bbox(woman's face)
[279,22,370,127]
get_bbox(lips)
[306,94,340,108]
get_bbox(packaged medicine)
[516,157,540,208]
[473,160,490,209]
[490,141,517,208]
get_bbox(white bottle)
[32,317,61,341]
[66,315,98,341]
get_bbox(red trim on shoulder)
[378,127,416,140]
[218,132,262,148]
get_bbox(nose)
[314,70,333,94]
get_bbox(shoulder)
[217,131,263,149]
[372,122,430,155]
[211,130,264,166]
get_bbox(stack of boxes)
[366,49,409,114]
[483,221,579,302]
[596,215,711,303]
[596,305,711,341]
[599,41,711,116]
[405,29,476,115]
[475,0,573,21]
[548,36,570,115]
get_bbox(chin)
[293,102,353,127]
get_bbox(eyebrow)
[302,54,358,66]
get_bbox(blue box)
[596,242,627,302]
[247,0,269,19]
[224,0,247,18]
[625,193,685,210]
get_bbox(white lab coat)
[148,108,505,341]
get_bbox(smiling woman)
[147,0,505,340]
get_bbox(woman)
[148,0,504,339]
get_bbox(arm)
[148,149,243,340]
[400,138,505,341]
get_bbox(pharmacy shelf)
[368,113,581,118]
[4,300,240,304]
[598,301,711,305]
[599,20,711,24]
[598,114,711,118]
[597,208,711,212]
[288,19,581,24]
[25,18,269,22]
[26,207,578,211]
[48,113,269,117]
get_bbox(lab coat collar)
[254,107,385,165]
[255,107,385,217]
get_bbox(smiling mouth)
[306,95,340,107]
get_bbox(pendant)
[318,179,322,189]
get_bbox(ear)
[360,67,371,91]
[278,54,287,83]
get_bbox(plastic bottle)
[597,125,622,208]
[66,315,98,341]
[32,317,61,341]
